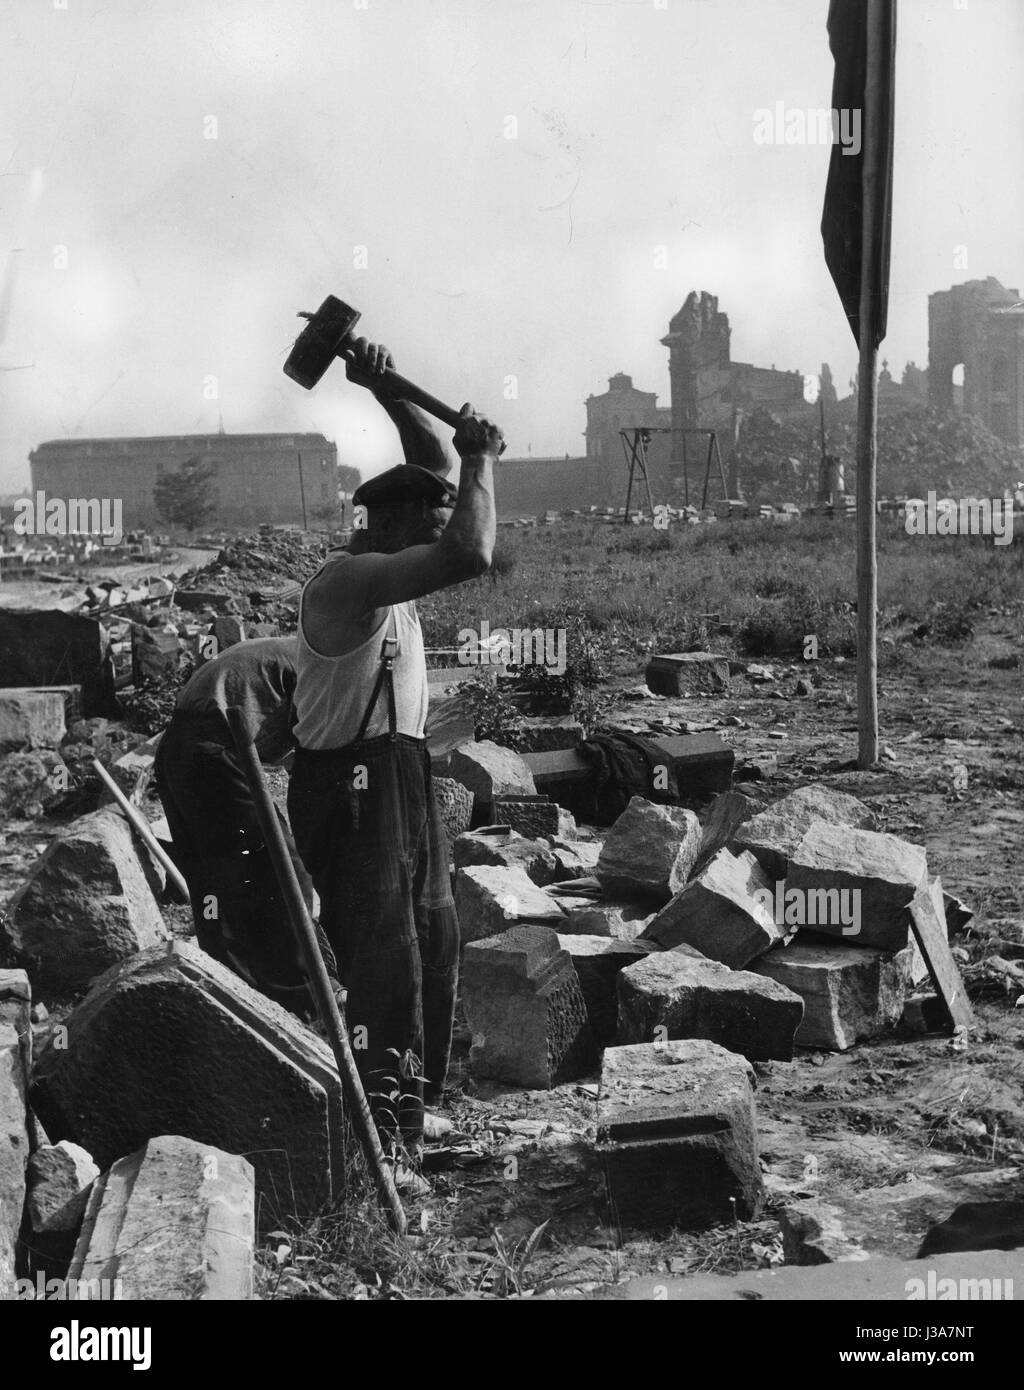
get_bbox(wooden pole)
[855,0,887,769]
[91,758,190,902]
[224,709,408,1238]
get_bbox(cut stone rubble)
[69,1135,255,1299]
[730,784,875,879]
[32,943,345,1218]
[4,809,169,992]
[641,848,785,968]
[461,926,597,1088]
[454,864,566,944]
[596,796,702,903]
[556,935,649,1046]
[786,822,928,950]
[0,969,31,1301]
[597,1039,763,1230]
[753,937,915,1051]
[617,945,803,1061]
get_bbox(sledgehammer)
[225,707,408,1239]
[283,293,464,430]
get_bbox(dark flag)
[821,0,897,347]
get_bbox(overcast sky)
[1,0,1021,492]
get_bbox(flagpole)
[855,0,887,769]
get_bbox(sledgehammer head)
[283,295,361,390]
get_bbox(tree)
[153,457,218,534]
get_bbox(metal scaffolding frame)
[619,426,730,519]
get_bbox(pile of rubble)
[0,659,978,1298]
[432,734,971,1233]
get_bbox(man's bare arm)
[378,396,451,475]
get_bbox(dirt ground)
[3,612,1022,1299]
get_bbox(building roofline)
[30,431,336,451]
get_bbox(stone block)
[0,611,115,718]
[690,789,767,881]
[492,794,562,839]
[731,783,875,879]
[24,1140,100,1275]
[651,733,735,800]
[454,865,566,945]
[515,718,584,753]
[645,652,732,696]
[0,688,66,751]
[453,828,559,884]
[642,849,785,968]
[432,776,474,849]
[547,837,602,879]
[0,1017,29,1300]
[131,627,181,685]
[753,936,915,1050]
[787,823,928,950]
[445,740,537,811]
[556,935,649,1046]
[4,809,169,992]
[31,943,345,1220]
[596,797,702,903]
[68,1135,254,1299]
[561,900,654,942]
[462,926,598,1087]
[617,946,803,1060]
[596,1039,763,1230]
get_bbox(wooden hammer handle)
[337,345,464,431]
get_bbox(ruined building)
[498,292,806,515]
[927,277,1024,446]
[28,432,340,532]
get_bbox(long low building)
[28,432,341,532]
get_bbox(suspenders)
[354,607,400,743]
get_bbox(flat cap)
[352,464,458,508]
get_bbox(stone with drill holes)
[462,926,597,1087]
[0,689,66,751]
[68,1134,254,1299]
[730,784,875,879]
[492,794,562,839]
[596,797,702,903]
[432,776,475,849]
[617,945,803,1060]
[786,823,928,950]
[556,935,650,1046]
[596,1038,763,1230]
[641,848,785,967]
[31,943,345,1220]
[752,937,915,1050]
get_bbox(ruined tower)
[928,277,1024,445]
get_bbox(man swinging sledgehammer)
[287,337,502,1155]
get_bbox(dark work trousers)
[288,733,460,1147]
[154,710,318,1012]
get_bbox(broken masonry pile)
[0,631,977,1298]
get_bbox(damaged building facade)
[498,291,806,516]
[28,432,341,532]
[928,277,1024,446]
